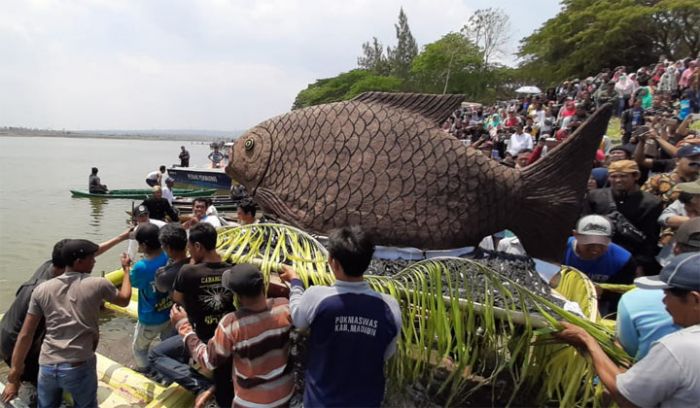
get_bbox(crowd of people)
[462,56,700,284]
[444,56,699,170]
[2,56,700,408]
[1,189,399,408]
[463,56,700,406]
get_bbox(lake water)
[0,136,217,310]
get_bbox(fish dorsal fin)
[352,92,465,124]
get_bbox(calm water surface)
[0,136,216,310]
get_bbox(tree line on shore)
[292,0,699,109]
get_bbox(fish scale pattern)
[236,94,523,249]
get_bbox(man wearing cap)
[585,160,663,276]
[608,145,634,162]
[171,264,294,408]
[127,205,166,260]
[140,186,179,222]
[642,144,700,207]
[125,223,171,372]
[0,228,130,394]
[0,240,70,395]
[555,252,700,407]
[279,226,402,407]
[1,239,134,407]
[563,215,636,315]
[616,218,699,362]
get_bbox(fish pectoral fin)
[352,92,465,125]
[254,187,306,227]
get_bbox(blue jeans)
[149,334,212,394]
[37,355,97,408]
[149,335,233,407]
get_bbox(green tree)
[387,8,419,79]
[410,32,482,94]
[518,0,700,84]
[291,70,402,109]
[346,75,403,99]
[645,0,699,59]
[357,37,391,75]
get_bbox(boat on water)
[167,166,232,190]
[167,141,234,190]
[71,188,217,199]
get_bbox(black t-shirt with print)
[173,261,236,340]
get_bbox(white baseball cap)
[575,215,612,245]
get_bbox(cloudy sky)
[0,0,560,131]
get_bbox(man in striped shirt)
[170,264,294,408]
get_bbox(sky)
[0,0,561,131]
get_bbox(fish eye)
[244,139,254,151]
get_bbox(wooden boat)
[70,188,217,199]
[167,166,232,190]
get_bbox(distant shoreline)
[0,128,240,142]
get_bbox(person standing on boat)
[0,230,130,392]
[208,146,225,169]
[1,239,133,407]
[279,226,402,407]
[126,223,172,373]
[179,146,190,167]
[170,264,295,408]
[146,165,166,187]
[140,186,179,222]
[88,167,108,194]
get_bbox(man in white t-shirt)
[127,205,166,260]
[506,125,533,157]
[182,198,221,229]
[146,165,166,187]
[162,177,175,205]
[555,252,700,407]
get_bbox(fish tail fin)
[513,104,613,262]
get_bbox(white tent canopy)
[515,86,542,94]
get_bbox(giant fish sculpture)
[226,93,612,261]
